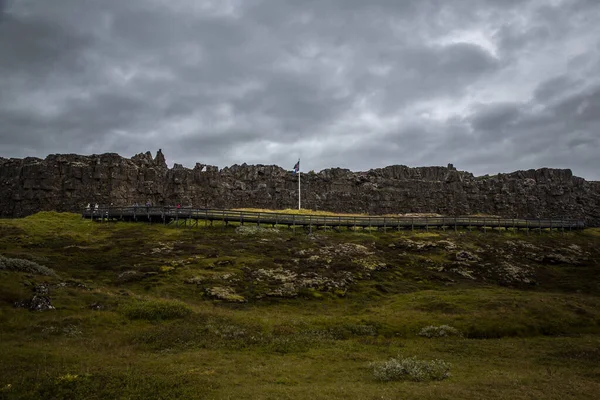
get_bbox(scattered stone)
[34,283,50,295]
[150,242,177,254]
[26,284,55,311]
[540,253,583,265]
[455,250,481,262]
[89,302,104,311]
[52,281,89,290]
[117,270,145,283]
[13,300,29,309]
[397,239,438,251]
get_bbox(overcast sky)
[0,0,599,179]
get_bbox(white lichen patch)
[205,286,246,302]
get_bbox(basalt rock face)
[1,150,599,226]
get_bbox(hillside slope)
[1,214,599,399]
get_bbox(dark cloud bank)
[0,0,599,179]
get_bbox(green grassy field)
[0,212,599,399]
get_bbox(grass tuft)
[119,299,192,321]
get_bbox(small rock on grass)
[14,284,55,311]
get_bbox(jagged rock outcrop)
[1,150,599,226]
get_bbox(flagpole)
[298,159,301,210]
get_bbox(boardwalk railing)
[81,207,585,231]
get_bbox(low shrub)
[418,325,461,338]
[370,355,451,382]
[119,299,192,321]
[0,255,57,276]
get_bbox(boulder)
[14,284,55,311]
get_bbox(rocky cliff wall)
[1,150,599,226]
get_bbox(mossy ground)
[0,212,599,399]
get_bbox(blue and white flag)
[293,160,300,174]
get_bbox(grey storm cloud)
[0,0,599,179]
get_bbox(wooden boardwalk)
[82,207,585,232]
